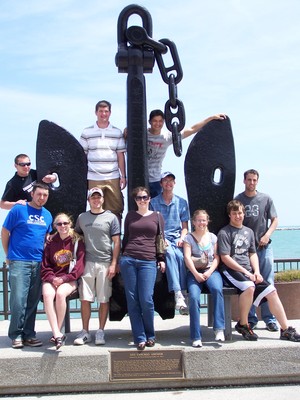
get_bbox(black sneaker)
[266,322,279,332]
[235,321,258,341]
[280,326,300,342]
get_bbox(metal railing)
[1,259,300,320]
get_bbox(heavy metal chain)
[123,24,185,157]
[154,38,185,157]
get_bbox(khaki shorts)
[88,178,124,216]
[79,260,112,303]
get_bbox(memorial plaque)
[110,350,184,381]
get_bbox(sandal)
[146,339,155,347]
[137,342,146,351]
[55,335,66,350]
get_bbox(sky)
[0,0,300,228]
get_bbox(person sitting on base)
[150,172,189,314]
[183,210,225,347]
[217,200,300,342]
[41,213,85,350]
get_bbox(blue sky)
[1,0,299,227]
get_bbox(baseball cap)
[87,187,104,198]
[161,171,176,180]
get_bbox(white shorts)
[79,260,112,303]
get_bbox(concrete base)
[1,315,300,395]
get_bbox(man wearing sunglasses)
[1,153,57,210]
[150,172,190,314]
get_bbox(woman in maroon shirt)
[120,187,165,350]
[41,213,85,349]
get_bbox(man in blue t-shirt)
[150,171,190,313]
[1,182,53,349]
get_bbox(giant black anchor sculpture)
[110,4,189,321]
[35,4,236,322]
[115,4,186,210]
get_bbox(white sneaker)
[95,329,105,345]
[192,340,203,348]
[214,329,225,342]
[179,294,189,315]
[174,291,187,310]
[73,330,92,345]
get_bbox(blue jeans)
[8,260,42,340]
[165,241,187,292]
[187,270,225,341]
[120,256,157,344]
[149,181,162,198]
[249,244,277,325]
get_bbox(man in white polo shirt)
[79,100,126,222]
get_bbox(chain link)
[154,39,185,157]
[119,19,186,157]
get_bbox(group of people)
[1,99,299,352]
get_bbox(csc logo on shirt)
[28,215,46,225]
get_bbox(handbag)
[191,253,209,270]
[190,233,209,270]
[69,239,79,273]
[155,212,167,255]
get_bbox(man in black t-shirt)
[1,153,57,210]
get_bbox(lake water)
[1,227,300,262]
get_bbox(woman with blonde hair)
[41,213,85,349]
[183,209,225,347]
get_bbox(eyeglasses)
[135,195,149,201]
[17,162,31,167]
[56,222,70,227]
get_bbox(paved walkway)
[1,315,300,395]
[1,385,300,400]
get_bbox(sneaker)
[179,306,189,315]
[12,339,23,349]
[95,329,105,345]
[23,338,43,347]
[214,329,225,342]
[192,340,203,348]
[73,330,92,345]
[235,321,258,341]
[179,294,189,315]
[266,322,279,332]
[248,322,257,330]
[280,326,300,342]
[175,291,187,310]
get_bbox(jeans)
[8,260,42,340]
[165,241,187,292]
[149,181,162,198]
[187,270,225,341]
[120,256,157,344]
[248,244,277,325]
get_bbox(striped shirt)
[80,122,126,180]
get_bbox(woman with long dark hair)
[120,187,165,350]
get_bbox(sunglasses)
[17,162,31,167]
[56,222,70,227]
[135,195,149,201]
